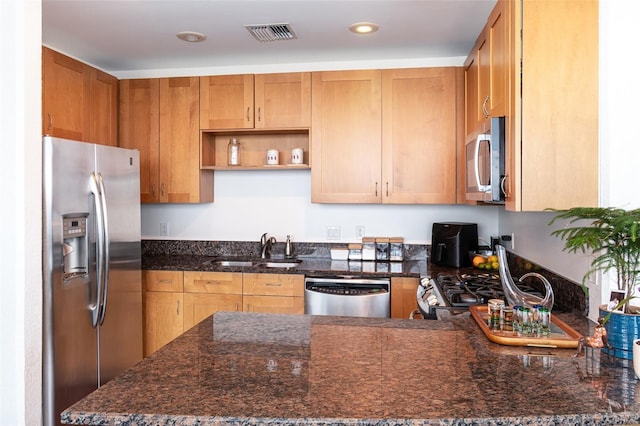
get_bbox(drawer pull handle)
[158,280,173,284]
[205,281,221,285]
[176,300,180,315]
[266,282,282,287]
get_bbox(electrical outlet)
[326,226,341,240]
[160,222,169,237]
[355,225,365,238]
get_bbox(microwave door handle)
[475,133,492,192]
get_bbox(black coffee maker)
[430,222,478,267]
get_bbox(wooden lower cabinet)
[243,295,304,314]
[390,277,420,319]
[144,291,184,356]
[183,271,243,330]
[242,273,304,314]
[143,270,185,356]
[183,293,242,329]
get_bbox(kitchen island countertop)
[62,310,640,425]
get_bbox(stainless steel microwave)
[465,116,505,203]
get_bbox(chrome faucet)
[260,233,276,259]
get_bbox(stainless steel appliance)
[42,136,143,426]
[430,222,478,268]
[304,276,390,318]
[465,116,505,203]
[417,272,543,320]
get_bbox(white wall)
[0,0,42,423]
[142,170,501,244]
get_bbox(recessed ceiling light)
[349,22,379,34]
[176,31,206,42]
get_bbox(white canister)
[291,147,304,164]
[266,149,279,165]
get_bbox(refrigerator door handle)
[89,172,105,328]
[97,173,110,326]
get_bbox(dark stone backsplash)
[141,239,428,260]
[503,250,588,317]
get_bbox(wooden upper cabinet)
[42,47,91,141]
[311,70,383,203]
[119,79,161,203]
[487,1,508,119]
[464,0,508,135]
[200,74,254,129]
[381,68,458,204]
[254,73,311,129]
[200,73,311,130]
[504,0,598,211]
[119,77,213,204]
[89,69,118,146]
[312,68,459,204]
[42,47,117,145]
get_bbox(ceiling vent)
[244,23,297,42]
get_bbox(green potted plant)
[548,206,640,359]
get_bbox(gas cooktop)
[417,271,544,320]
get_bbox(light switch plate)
[326,226,341,240]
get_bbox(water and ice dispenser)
[62,214,89,281]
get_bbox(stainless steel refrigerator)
[42,136,143,426]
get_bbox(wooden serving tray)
[469,305,583,349]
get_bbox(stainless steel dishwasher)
[304,276,391,318]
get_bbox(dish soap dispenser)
[285,235,293,258]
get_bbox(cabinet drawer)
[243,273,304,297]
[244,295,304,314]
[183,271,243,294]
[144,270,184,292]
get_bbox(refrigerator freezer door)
[43,137,99,426]
[94,145,143,385]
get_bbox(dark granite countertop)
[62,311,640,425]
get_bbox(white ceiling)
[42,0,497,75]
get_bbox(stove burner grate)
[435,272,543,307]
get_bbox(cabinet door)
[487,0,508,118]
[200,75,254,129]
[183,293,242,330]
[144,291,184,356]
[183,271,243,294]
[390,277,419,319]
[506,0,598,211]
[119,79,160,202]
[254,73,311,129]
[159,77,213,203]
[89,68,118,146]
[243,295,304,314]
[381,68,457,204]
[311,70,382,203]
[464,53,480,136]
[42,47,91,141]
[243,273,304,297]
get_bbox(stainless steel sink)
[261,261,301,268]
[213,260,255,267]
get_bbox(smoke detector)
[244,23,297,42]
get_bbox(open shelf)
[201,128,310,170]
